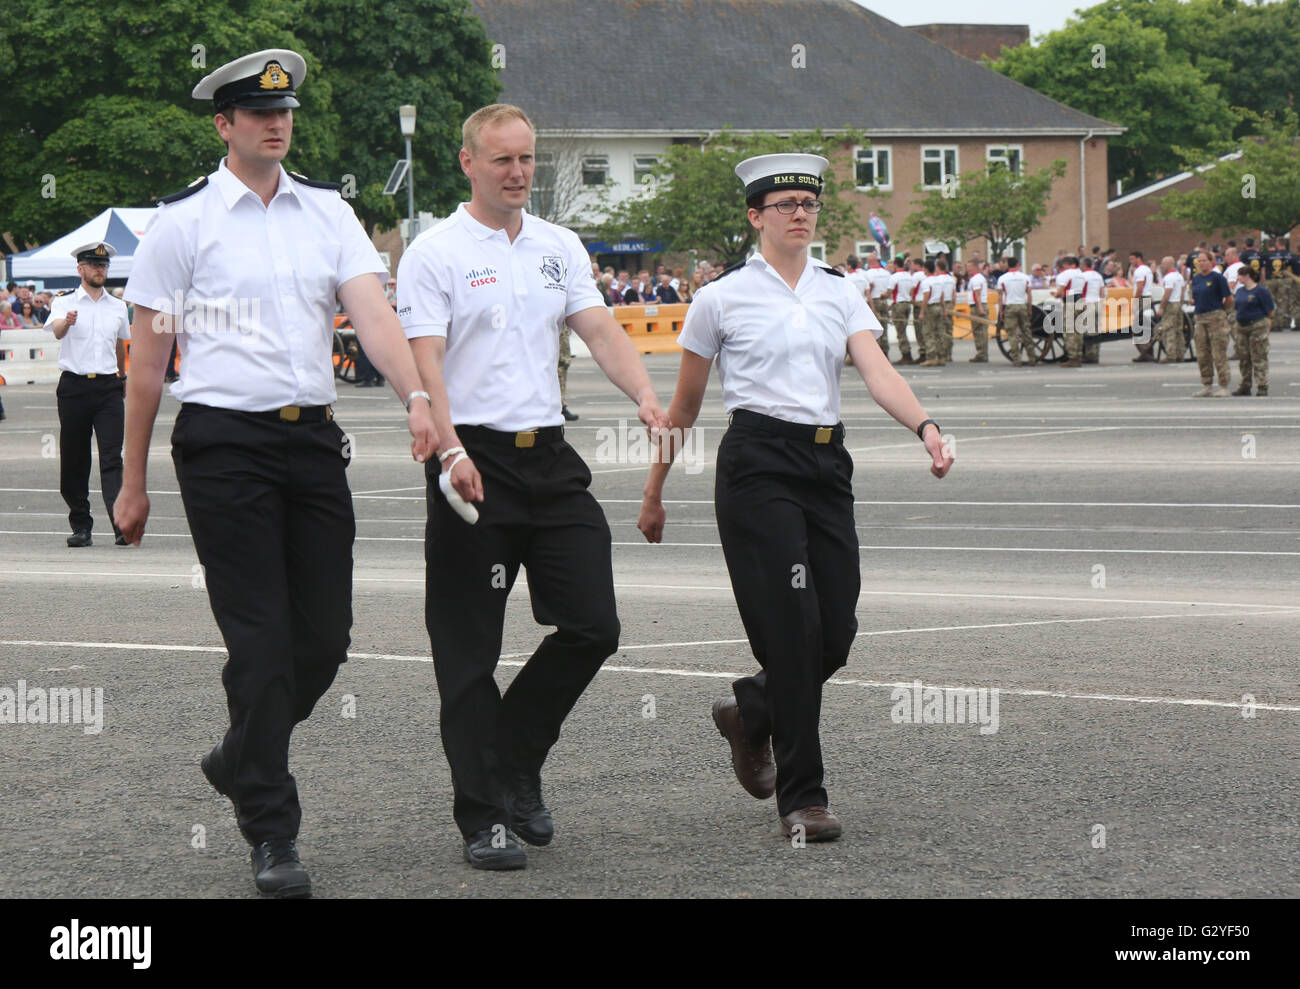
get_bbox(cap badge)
[259,62,290,90]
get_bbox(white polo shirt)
[124,159,386,411]
[889,268,916,304]
[1131,263,1154,299]
[1056,268,1085,298]
[865,265,892,299]
[1161,270,1185,307]
[45,284,130,375]
[844,267,871,301]
[1224,261,1244,291]
[999,270,1029,305]
[678,253,880,426]
[1080,269,1105,301]
[967,272,988,308]
[397,204,604,432]
[936,272,956,303]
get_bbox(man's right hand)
[445,454,484,504]
[638,493,666,543]
[406,402,438,463]
[113,487,150,546]
[65,310,78,326]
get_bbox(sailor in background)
[45,242,130,547]
[638,153,954,842]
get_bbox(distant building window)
[582,155,609,187]
[533,151,556,194]
[809,242,826,262]
[856,241,876,260]
[854,146,891,189]
[986,145,1022,175]
[633,154,659,186]
[922,146,958,189]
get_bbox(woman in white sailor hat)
[638,152,954,841]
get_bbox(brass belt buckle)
[86,373,97,379]
[515,430,537,448]
[814,426,833,444]
[279,406,301,423]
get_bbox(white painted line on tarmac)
[3,635,1297,712]
[846,425,1116,454]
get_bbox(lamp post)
[399,104,416,242]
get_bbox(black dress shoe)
[462,828,527,870]
[67,530,92,547]
[561,405,579,421]
[251,839,311,898]
[504,769,554,846]
[201,742,237,804]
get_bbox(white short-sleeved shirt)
[45,284,130,375]
[865,265,892,299]
[889,268,916,304]
[397,204,604,432]
[1081,269,1105,301]
[1161,270,1186,306]
[967,272,988,306]
[1131,264,1154,298]
[844,268,871,301]
[999,270,1029,304]
[936,273,956,303]
[124,160,385,411]
[1056,268,1086,297]
[918,275,940,303]
[677,253,880,426]
[1224,261,1244,290]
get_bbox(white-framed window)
[808,242,826,262]
[533,150,556,195]
[986,144,1023,175]
[856,241,878,261]
[581,155,609,187]
[632,154,659,186]
[921,146,958,189]
[853,145,892,190]
[1000,238,1027,266]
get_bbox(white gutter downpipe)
[1080,129,1094,248]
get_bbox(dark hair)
[1080,256,1093,269]
[923,259,936,274]
[1130,250,1144,260]
[1245,237,1255,247]
[1005,256,1020,268]
[935,259,947,272]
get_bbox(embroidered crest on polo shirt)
[539,255,567,289]
[259,61,290,90]
[465,266,498,288]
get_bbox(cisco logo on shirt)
[465,266,499,288]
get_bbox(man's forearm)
[50,319,69,340]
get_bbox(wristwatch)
[404,390,431,412]
[916,419,940,441]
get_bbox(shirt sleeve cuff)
[402,321,447,339]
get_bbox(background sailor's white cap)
[71,241,117,264]
[735,153,830,203]
[192,49,306,110]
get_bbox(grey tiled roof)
[468,0,1122,134]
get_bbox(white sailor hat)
[71,241,116,265]
[735,153,830,204]
[192,49,306,111]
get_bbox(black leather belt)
[728,408,843,445]
[180,403,334,423]
[62,371,118,380]
[457,423,564,449]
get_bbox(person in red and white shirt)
[1130,250,1156,361]
[1078,256,1105,363]
[965,261,989,362]
[1053,255,1086,367]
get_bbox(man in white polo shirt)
[1130,250,1156,361]
[965,261,989,362]
[997,256,1033,365]
[888,256,918,364]
[397,103,669,871]
[46,241,131,547]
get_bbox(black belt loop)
[456,423,565,449]
[727,409,844,445]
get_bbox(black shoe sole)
[462,846,527,870]
[256,880,312,898]
[510,820,554,847]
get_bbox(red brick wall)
[907,24,1029,63]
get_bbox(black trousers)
[56,372,124,534]
[171,403,355,844]
[714,411,860,816]
[425,426,620,838]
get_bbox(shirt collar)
[211,158,298,211]
[456,203,535,242]
[749,251,814,285]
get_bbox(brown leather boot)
[711,698,775,799]
[780,806,842,842]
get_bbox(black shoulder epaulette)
[55,289,74,297]
[158,176,208,205]
[289,171,341,192]
[819,265,845,277]
[712,260,746,282]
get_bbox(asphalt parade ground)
[2,333,1298,900]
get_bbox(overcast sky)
[851,0,1098,43]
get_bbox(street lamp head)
[399,104,417,138]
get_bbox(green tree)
[296,0,499,232]
[0,0,322,246]
[990,11,1238,189]
[1158,111,1300,237]
[595,129,875,266]
[899,159,1069,260]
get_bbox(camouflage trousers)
[921,307,945,363]
[1272,278,1298,327]
[890,302,913,360]
[1193,310,1231,387]
[871,298,892,358]
[1065,301,1101,362]
[1236,317,1270,391]
[558,325,573,402]
[1160,307,1186,361]
[1002,303,1032,362]
[941,308,954,361]
[970,309,988,359]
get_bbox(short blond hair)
[462,103,534,155]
